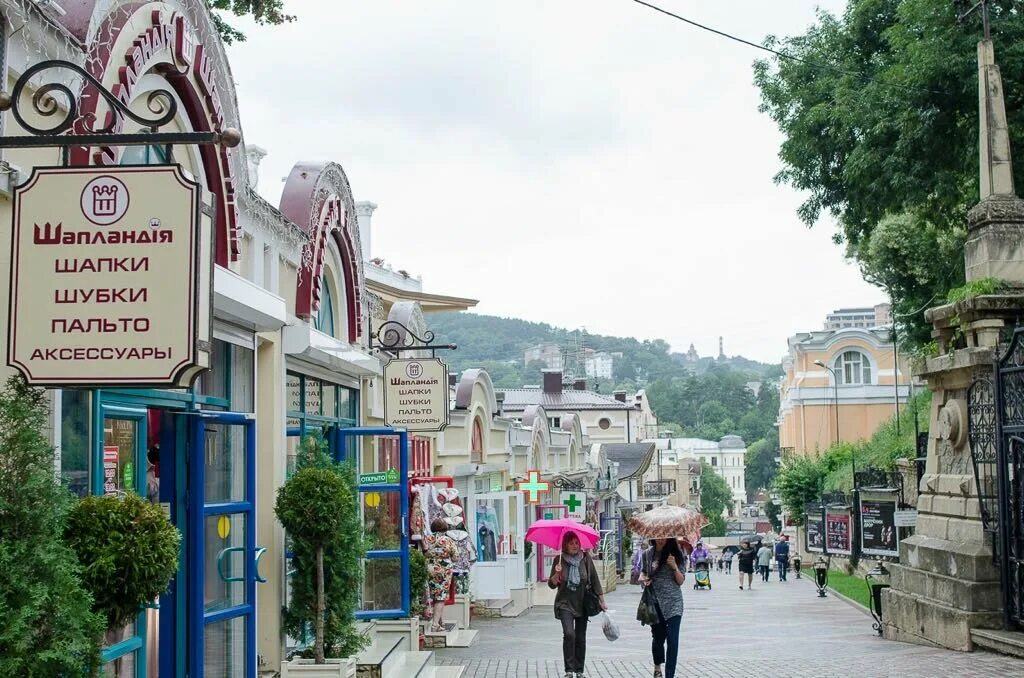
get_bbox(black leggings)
[558,609,588,673]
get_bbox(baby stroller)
[692,557,712,590]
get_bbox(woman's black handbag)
[635,550,660,626]
[583,556,602,617]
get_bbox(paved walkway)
[437,572,1024,677]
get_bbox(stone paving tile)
[436,572,1024,677]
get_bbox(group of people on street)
[549,532,797,677]
[735,535,791,589]
[552,534,686,678]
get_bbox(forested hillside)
[428,312,783,498]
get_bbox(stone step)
[423,623,478,649]
[477,598,513,618]
[389,650,433,678]
[971,628,1024,659]
[356,637,404,678]
[421,666,465,678]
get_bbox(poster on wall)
[861,497,899,557]
[806,513,824,552]
[475,504,499,562]
[7,166,212,387]
[826,512,852,554]
[382,358,449,431]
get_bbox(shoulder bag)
[635,550,660,626]
[583,555,603,617]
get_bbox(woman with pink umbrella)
[526,519,607,678]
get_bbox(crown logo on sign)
[92,185,118,216]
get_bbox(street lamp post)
[814,360,854,480]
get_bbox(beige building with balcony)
[778,326,911,457]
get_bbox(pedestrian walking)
[736,540,756,589]
[774,535,791,581]
[549,532,607,678]
[724,551,733,574]
[638,538,686,678]
[757,542,773,582]
[423,518,459,632]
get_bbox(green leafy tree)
[701,513,727,538]
[66,494,180,631]
[745,436,780,499]
[276,434,366,662]
[0,376,104,676]
[699,461,734,526]
[775,456,824,526]
[754,0,1024,346]
[764,499,783,533]
[208,0,295,44]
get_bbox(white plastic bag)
[602,611,620,642]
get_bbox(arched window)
[471,417,484,463]
[833,350,872,385]
[314,275,335,336]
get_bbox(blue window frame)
[338,428,410,620]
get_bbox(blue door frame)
[337,427,410,619]
[188,411,257,678]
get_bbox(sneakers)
[654,669,664,678]
[739,585,743,590]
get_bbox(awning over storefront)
[283,323,380,376]
[214,265,288,331]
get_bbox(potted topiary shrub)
[65,491,180,649]
[278,436,366,677]
[0,376,104,676]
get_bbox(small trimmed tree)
[0,376,104,676]
[276,435,365,662]
[65,493,180,632]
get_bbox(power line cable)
[629,0,945,96]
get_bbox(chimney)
[355,201,377,261]
[496,391,506,416]
[613,390,627,403]
[542,370,563,394]
[573,379,586,391]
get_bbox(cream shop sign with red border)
[7,165,213,387]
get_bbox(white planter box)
[280,657,356,678]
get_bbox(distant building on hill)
[824,303,891,330]
[524,343,563,370]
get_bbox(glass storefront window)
[204,513,247,613]
[361,558,402,613]
[230,345,254,413]
[203,424,246,504]
[60,389,90,497]
[203,615,246,678]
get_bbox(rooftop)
[602,442,656,480]
[499,388,634,411]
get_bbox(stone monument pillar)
[882,38,1024,651]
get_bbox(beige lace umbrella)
[627,505,709,542]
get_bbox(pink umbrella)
[525,518,600,551]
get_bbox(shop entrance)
[95,395,258,678]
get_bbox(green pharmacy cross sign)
[564,490,587,520]
[360,468,399,485]
[518,469,549,503]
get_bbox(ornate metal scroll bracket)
[553,476,585,491]
[0,59,240,153]
[370,320,456,357]
[855,468,907,508]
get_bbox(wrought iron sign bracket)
[371,320,456,357]
[0,60,240,158]
[553,477,585,491]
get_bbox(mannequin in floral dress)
[423,518,459,631]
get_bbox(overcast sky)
[226,0,880,364]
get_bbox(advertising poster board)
[806,513,824,552]
[861,496,899,557]
[826,511,852,555]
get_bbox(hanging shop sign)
[383,358,449,431]
[825,511,852,555]
[563,490,588,522]
[860,496,899,557]
[805,513,824,552]
[8,166,212,387]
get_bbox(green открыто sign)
[360,468,399,485]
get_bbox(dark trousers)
[725,560,732,573]
[760,565,770,581]
[558,609,588,672]
[777,558,788,581]
[651,614,682,678]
